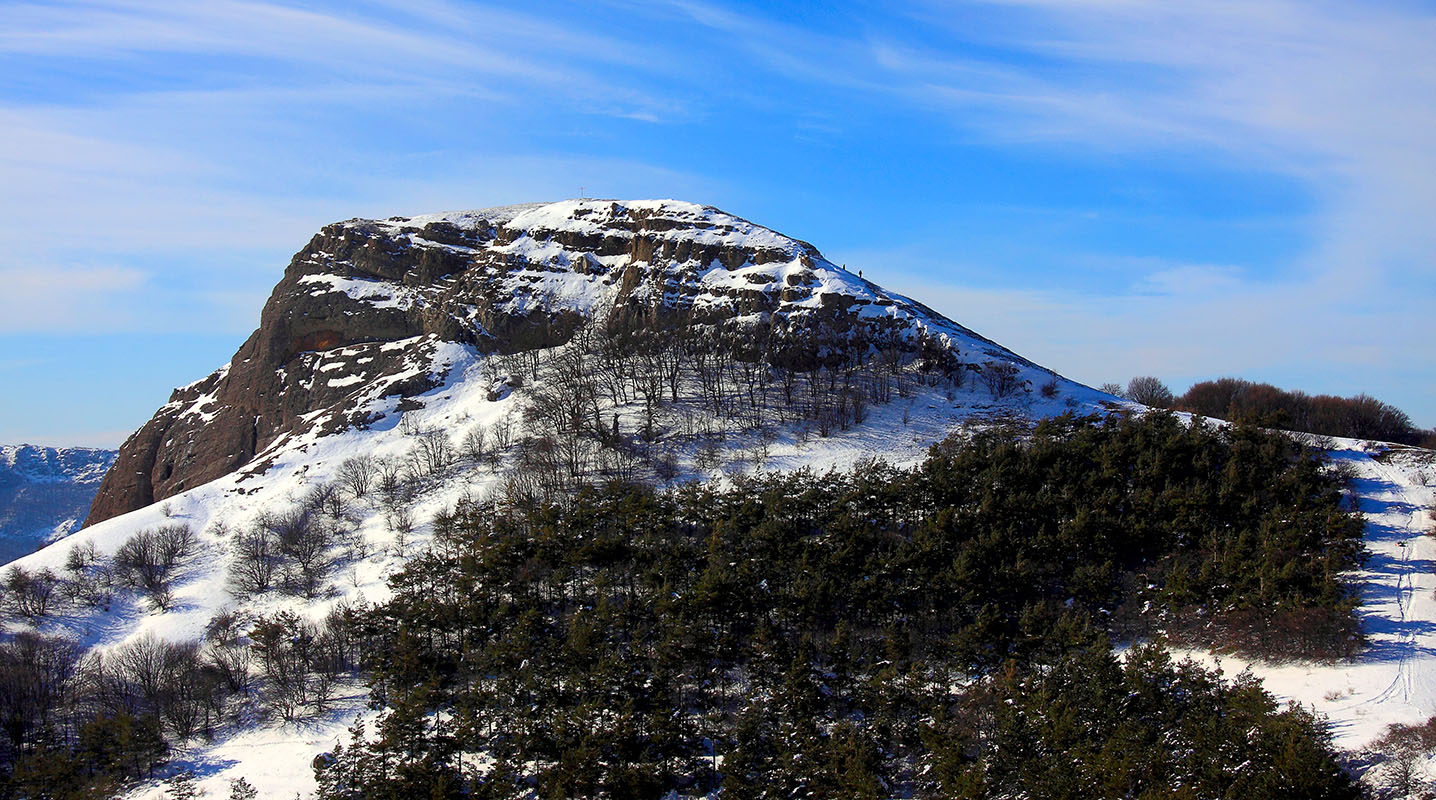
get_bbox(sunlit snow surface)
[21,411,1433,798]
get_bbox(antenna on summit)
[579,186,585,200]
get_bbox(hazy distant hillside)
[0,444,115,563]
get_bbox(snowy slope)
[1,335,1118,798]
[88,198,1090,526]
[73,423,1429,798]
[0,194,1126,792]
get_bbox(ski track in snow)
[1185,441,1436,753]
[1361,456,1420,709]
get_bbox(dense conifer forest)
[307,412,1366,798]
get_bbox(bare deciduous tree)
[336,455,377,498]
[249,611,338,721]
[980,362,1022,399]
[461,425,488,463]
[204,610,253,696]
[0,632,81,753]
[228,524,280,597]
[260,508,337,599]
[62,541,112,608]
[407,428,456,480]
[1125,375,1175,408]
[98,633,219,742]
[113,525,195,610]
[1373,719,1436,798]
[374,456,412,516]
[303,482,346,522]
[2,566,61,620]
[491,412,515,452]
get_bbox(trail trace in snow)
[1192,439,1436,752]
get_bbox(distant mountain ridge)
[0,444,115,563]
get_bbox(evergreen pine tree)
[228,777,259,800]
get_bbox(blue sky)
[2,0,1433,447]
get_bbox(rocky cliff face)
[0,444,114,562]
[87,199,1055,525]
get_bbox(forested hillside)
[299,412,1365,798]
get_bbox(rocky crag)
[88,199,1081,525]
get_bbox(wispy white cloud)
[1132,264,1246,297]
[838,237,1430,424]
[898,1,1436,277]
[673,0,1436,276]
[0,0,685,119]
[670,0,1435,420]
[886,268,1432,407]
[0,265,148,332]
[0,1,727,336]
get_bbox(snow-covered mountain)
[88,198,1103,526]
[2,199,1132,795]
[4,199,1434,797]
[1,198,1419,799]
[0,444,114,563]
